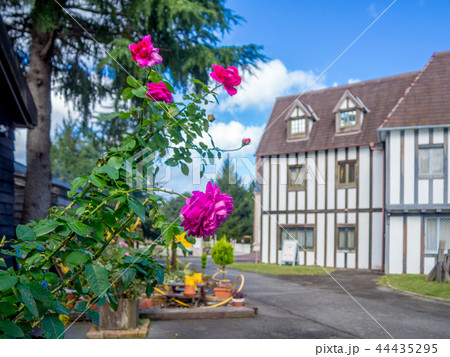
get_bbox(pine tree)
[214,157,254,241]
[2,0,265,221]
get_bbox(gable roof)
[0,16,37,128]
[256,71,418,157]
[380,51,450,129]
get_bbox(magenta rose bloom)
[242,138,251,145]
[146,82,173,103]
[210,65,242,96]
[180,182,233,238]
[129,35,163,68]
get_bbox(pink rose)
[129,35,163,68]
[242,138,251,145]
[210,65,241,96]
[146,82,173,103]
[180,181,233,238]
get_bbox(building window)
[337,227,355,250]
[280,226,314,250]
[340,110,357,128]
[337,161,356,186]
[288,165,305,190]
[425,217,450,254]
[290,118,306,135]
[288,107,307,139]
[419,147,444,177]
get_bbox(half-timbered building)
[255,51,450,273]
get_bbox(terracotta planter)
[214,287,231,298]
[139,298,154,309]
[184,284,196,296]
[232,298,245,307]
[99,299,139,330]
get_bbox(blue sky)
[14,0,450,194]
[210,0,450,127]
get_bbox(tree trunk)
[21,30,54,223]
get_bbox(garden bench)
[163,282,208,307]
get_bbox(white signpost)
[280,241,298,266]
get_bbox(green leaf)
[16,225,36,241]
[74,301,87,312]
[122,87,134,101]
[128,196,146,221]
[156,267,165,284]
[66,250,90,266]
[126,75,140,88]
[0,320,24,338]
[17,283,39,318]
[44,272,59,284]
[85,263,109,297]
[98,112,119,121]
[68,176,88,198]
[68,220,90,237]
[132,87,147,98]
[181,163,189,176]
[0,270,18,291]
[42,314,65,339]
[107,156,124,169]
[30,268,44,281]
[86,308,99,325]
[29,282,53,302]
[121,268,137,289]
[88,175,105,189]
[162,80,175,94]
[120,139,136,152]
[34,220,61,237]
[51,301,70,315]
[0,301,18,317]
[0,258,6,268]
[100,165,119,180]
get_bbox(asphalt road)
[65,257,450,339]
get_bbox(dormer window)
[289,108,306,137]
[340,110,357,128]
[333,90,369,134]
[285,101,319,140]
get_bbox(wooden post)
[426,240,449,283]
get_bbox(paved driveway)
[65,257,450,339]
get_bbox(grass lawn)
[228,263,334,275]
[378,274,450,300]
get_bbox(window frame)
[337,226,356,251]
[279,225,315,251]
[287,107,308,140]
[339,109,357,129]
[425,216,450,254]
[418,146,444,179]
[337,160,357,187]
[287,165,306,191]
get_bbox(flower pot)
[139,298,154,309]
[184,284,196,296]
[99,298,139,330]
[232,298,245,307]
[214,287,231,298]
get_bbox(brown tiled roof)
[256,71,419,157]
[381,51,450,128]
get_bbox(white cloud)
[215,59,325,113]
[158,121,264,196]
[347,78,361,84]
[367,4,378,19]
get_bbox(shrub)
[211,235,234,273]
[201,252,207,270]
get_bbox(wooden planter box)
[99,299,139,330]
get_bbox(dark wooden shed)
[0,16,37,268]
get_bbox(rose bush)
[0,34,247,339]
